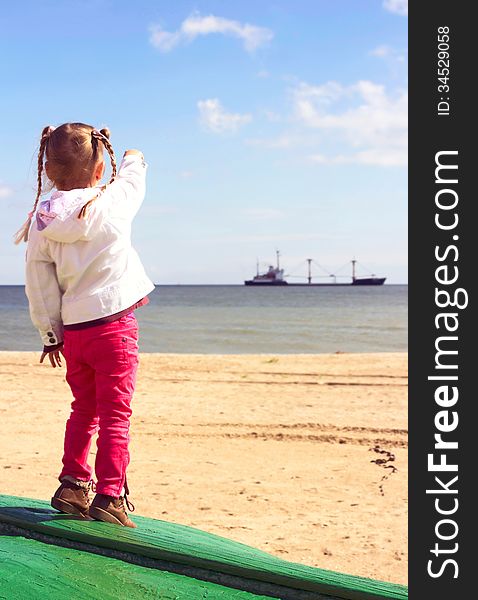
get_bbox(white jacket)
[25,153,155,348]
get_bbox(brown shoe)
[51,476,93,518]
[89,493,137,528]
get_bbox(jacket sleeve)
[110,152,148,220]
[77,153,148,240]
[25,226,64,349]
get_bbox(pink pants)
[59,313,139,497]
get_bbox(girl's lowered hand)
[40,347,64,368]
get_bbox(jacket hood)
[36,188,101,243]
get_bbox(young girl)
[16,122,155,528]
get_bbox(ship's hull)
[244,280,288,286]
[351,277,386,286]
[285,283,352,286]
[244,278,386,286]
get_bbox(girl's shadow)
[0,505,93,524]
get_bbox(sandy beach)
[0,351,407,585]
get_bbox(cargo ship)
[244,251,386,286]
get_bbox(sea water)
[0,285,407,354]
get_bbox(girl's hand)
[124,149,144,158]
[40,348,64,368]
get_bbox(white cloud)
[370,44,407,63]
[0,183,13,199]
[370,44,393,58]
[383,0,408,16]
[198,98,252,133]
[192,232,329,244]
[149,13,273,53]
[179,170,194,179]
[292,80,408,166]
[141,204,178,217]
[243,208,285,220]
[246,133,313,149]
[309,148,406,167]
[262,109,282,122]
[149,28,181,52]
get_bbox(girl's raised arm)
[81,150,148,232]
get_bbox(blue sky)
[0,0,408,284]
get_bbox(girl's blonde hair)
[14,122,117,244]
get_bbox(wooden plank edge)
[0,504,407,600]
[0,522,331,600]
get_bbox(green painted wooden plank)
[0,535,276,600]
[0,494,407,600]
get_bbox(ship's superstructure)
[244,251,288,286]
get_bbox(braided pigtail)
[14,125,54,244]
[98,128,117,184]
[78,127,117,219]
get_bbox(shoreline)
[0,351,408,584]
